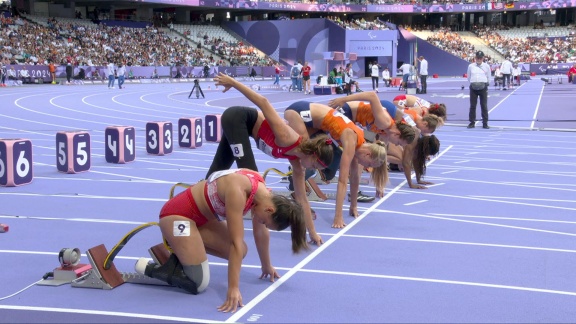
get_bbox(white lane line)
[404,200,428,206]
[530,83,546,129]
[340,235,576,253]
[0,305,226,324]
[298,269,576,297]
[441,170,459,175]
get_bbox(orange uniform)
[320,109,365,149]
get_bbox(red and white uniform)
[394,94,431,109]
[256,120,302,160]
[159,169,264,227]
[205,169,264,218]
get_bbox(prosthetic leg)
[136,253,198,294]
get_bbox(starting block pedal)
[305,178,328,201]
[148,243,171,265]
[71,244,125,290]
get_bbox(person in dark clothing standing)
[466,51,491,129]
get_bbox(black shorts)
[303,75,310,81]
[221,106,259,135]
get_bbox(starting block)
[71,243,171,290]
[70,223,173,290]
[71,244,125,290]
[273,178,333,202]
[305,178,329,201]
[148,243,171,265]
[263,167,334,202]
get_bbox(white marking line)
[225,146,453,323]
[428,213,576,224]
[88,170,173,183]
[440,173,576,188]
[398,189,576,212]
[423,183,444,188]
[531,83,546,129]
[298,269,576,297]
[468,195,576,203]
[441,170,459,175]
[383,210,576,237]
[404,200,427,206]
[0,305,226,324]
[30,176,175,184]
[0,192,167,202]
[31,162,175,183]
[0,215,148,224]
[83,90,189,117]
[454,160,469,163]
[340,235,576,253]
[487,85,524,115]
[0,250,294,271]
[435,157,576,170]
[0,126,54,137]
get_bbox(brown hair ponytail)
[298,134,334,169]
[429,103,447,121]
[413,135,440,179]
[271,195,309,253]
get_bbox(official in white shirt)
[399,62,412,90]
[500,55,513,90]
[382,67,391,87]
[466,51,491,129]
[418,56,428,94]
[20,66,32,84]
[369,61,380,92]
[107,61,115,89]
[512,63,521,87]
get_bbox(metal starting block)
[71,243,171,290]
[273,178,335,201]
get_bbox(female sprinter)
[206,73,333,245]
[328,93,443,170]
[328,96,415,147]
[327,95,416,176]
[284,101,388,229]
[400,134,441,189]
[143,169,306,313]
[393,94,447,121]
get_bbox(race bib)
[417,99,431,108]
[332,110,353,124]
[299,110,312,123]
[230,143,244,158]
[257,139,274,157]
[173,221,190,237]
[403,114,417,127]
